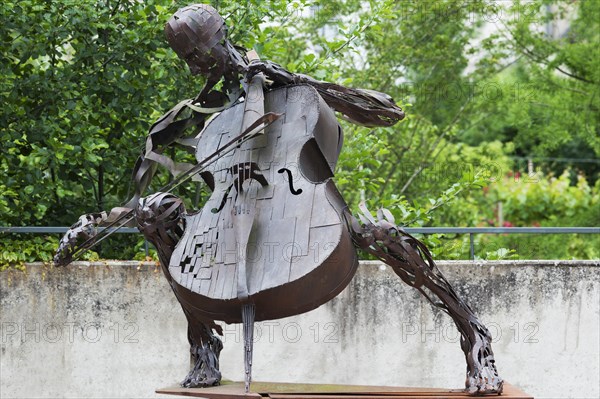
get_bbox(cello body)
[168,84,358,323]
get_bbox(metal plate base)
[156,381,532,398]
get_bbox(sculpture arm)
[54,102,205,266]
[55,81,239,266]
[127,79,243,208]
[126,99,207,208]
[54,207,133,266]
[245,60,405,127]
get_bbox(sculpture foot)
[465,357,503,396]
[464,331,503,396]
[181,373,220,388]
[181,338,223,388]
[466,375,503,396]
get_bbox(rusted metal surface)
[346,204,502,395]
[55,3,503,396]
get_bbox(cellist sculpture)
[54,4,503,396]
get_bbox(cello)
[168,68,358,324]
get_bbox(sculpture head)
[165,4,235,80]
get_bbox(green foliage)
[465,0,600,180]
[1,0,198,229]
[427,171,600,260]
[0,235,99,270]
[1,0,598,263]
[132,239,159,262]
[487,171,599,226]
[475,171,600,260]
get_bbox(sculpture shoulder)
[264,83,330,113]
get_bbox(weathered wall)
[1,260,598,399]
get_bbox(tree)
[1,1,193,226]
[1,0,597,264]
[286,0,599,220]
[463,0,600,181]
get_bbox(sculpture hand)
[244,60,296,86]
[54,213,105,266]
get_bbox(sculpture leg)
[344,205,502,395]
[181,311,223,388]
[135,192,223,388]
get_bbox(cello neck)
[242,50,266,132]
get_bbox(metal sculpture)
[54,4,502,396]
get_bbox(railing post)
[469,233,474,261]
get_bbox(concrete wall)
[1,260,598,399]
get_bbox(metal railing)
[1,226,599,260]
[407,227,599,260]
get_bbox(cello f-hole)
[278,168,303,195]
[211,185,232,213]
